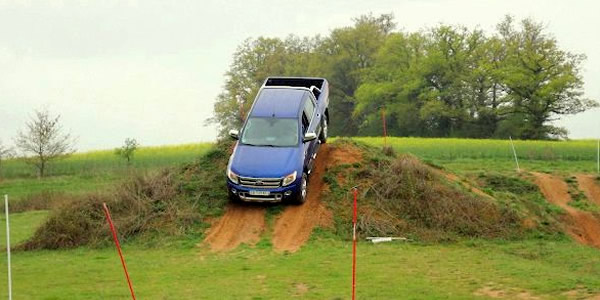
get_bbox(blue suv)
[226,77,329,204]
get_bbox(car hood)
[230,144,302,178]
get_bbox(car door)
[302,94,319,172]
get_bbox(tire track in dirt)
[203,203,266,251]
[533,172,600,248]
[272,144,362,252]
[576,174,600,205]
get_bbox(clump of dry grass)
[10,191,73,213]
[365,154,520,239]
[20,141,231,250]
[325,141,522,242]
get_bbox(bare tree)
[15,109,76,177]
[0,139,15,179]
[114,138,139,165]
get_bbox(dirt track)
[577,175,600,205]
[204,143,362,252]
[203,203,266,251]
[533,172,600,248]
[272,145,333,252]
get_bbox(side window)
[303,96,315,125]
[301,112,309,134]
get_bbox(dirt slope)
[577,175,600,205]
[441,172,494,199]
[533,172,600,248]
[203,203,266,251]
[204,143,362,252]
[271,144,347,252]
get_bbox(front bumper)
[226,180,300,203]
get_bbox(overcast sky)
[1,0,598,151]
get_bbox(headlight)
[227,168,239,184]
[282,171,297,186]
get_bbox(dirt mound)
[204,203,266,251]
[272,144,338,252]
[21,142,232,250]
[324,143,362,168]
[533,172,600,248]
[204,142,361,253]
[441,172,494,199]
[323,144,522,242]
[577,175,600,205]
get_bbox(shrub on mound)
[21,142,231,250]
[324,140,523,242]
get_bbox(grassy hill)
[0,137,599,299]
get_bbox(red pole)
[381,107,387,148]
[103,203,136,300]
[352,188,358,300]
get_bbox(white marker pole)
[5,194,12,300]
[510,136,520,172]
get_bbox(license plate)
[249,190,270,196]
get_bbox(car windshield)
[241,117,299,147]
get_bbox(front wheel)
[292,173,308,205]
[319,115,328,144]
[228,190,240,203]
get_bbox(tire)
[292,173,308,205]
[228,190,240,203]
[319,114,328,144]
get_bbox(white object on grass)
[366,237,409,244]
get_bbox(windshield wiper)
[242,142,278,147]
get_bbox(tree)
[0,140,15,178]
[208,36,322,137]
[496,16,598,139]
[114,138,139,165]
[15,109,76,177]
[210,14,597,140]
[317,13,395,136]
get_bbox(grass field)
[354,137,600,174]
[0,143,213,179]
[0,143,212,199]
[0,232,598,299]
[1,137,599,299]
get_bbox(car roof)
[249,88,307,118]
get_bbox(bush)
[325,141,522,242]
[20,141,232,250]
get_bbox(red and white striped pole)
[352,187,358,300]
[103,203,136,300]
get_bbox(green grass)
[0,143,212,200]
[0,143,213,179]
[352,137,600,174]
[0,237,598,299]
[0,138,599,298]
[0,210,49,248]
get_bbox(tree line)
[210,14,597,140]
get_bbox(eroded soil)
[203,203,266,251]
[533,172,600,248]
[204,143,362,252]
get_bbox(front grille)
[239,192,283,202]
[238,176,282,188]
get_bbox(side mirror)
[303,132,317,142]
[229,129,239,140]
